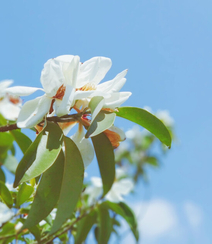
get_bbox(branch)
[38,204,96,244]
[0,112,88,133]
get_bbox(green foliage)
[10,130,32,153]
[98,204,113,244]
[0,181,13,208]
[50,137,84,234]
[16,182,34,207]
[74,209,97,244]
[14,121,63,187]
[23,151,64,229]
[92,133,115,196]
[116,107,172,147]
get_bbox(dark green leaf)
[92,133,115,195]
[50,137,84,234]
[0,167,5,183]
[0,181,13,208]
[14,122,63,187]
[98,204,112,244]
[85,111,116,138]
[74,210,97,244]
[28,225,41,241]
[10,130,32,153]
[102,201,139,242]
[22,151,64,229]
[116,107,171,147]
[16,182,34,207]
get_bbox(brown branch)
[0,112,90,133]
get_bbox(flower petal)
[105,189,123,203]
[55,55,80,88]
[40,58,65,97]
[103,92,132,109]
[17,95,52,128]
[77,57,112,87]
[97,69,127,93]
[5,86,43,96]
[112,179,134,195]
[0,80,13,93]
[104,126,126,149]
[71,124,94,168]
[0,98,21,120]
[54,85,75,116]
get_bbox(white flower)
[70,123,94,168]
[0,202,14,226]
[85,168,134,204]
[0,80,22,120]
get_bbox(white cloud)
[183,201,203,228]
[135,199,178,239]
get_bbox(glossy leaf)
[23,151,64,229]
[50,137,84,234]
[85,111,116,138]
[16,183,34,207]
[0,167,5,183]
[74,210,97,244]
[116,107,171,147]
[102,201,139,241]
[92,133,115,195]
[0,181,13,208]
[10,130,32,153]
[14,122,63,187]
[89,96,105,123]
[98,204,112,244]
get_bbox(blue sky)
[1,0,212,243]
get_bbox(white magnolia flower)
[0,202,14,226]
[0,80,22,120]
[85,168,134,204]
[6,56,80,128]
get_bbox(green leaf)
[22,151,64,229]
[102,201,139,242]
[50,137,84,234]
[28,225,41,241]
[98,204,112,244]
[14,122,63,187]
[16,182,34,207]
[92,133,115,195]
[85,111,116,138]
[116,107,172,147]
[0,132,14,149]
[0,181,13,208]
[0,167,5,183]
[0,222,15,237]
[146,156,159,167]
[74,210,97,244]
[10,130,32,153]
[89,96,105,123]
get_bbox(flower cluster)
[4,55,131,168]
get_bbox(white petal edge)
[17,95,52,128]
[5,86,43,96]
[40,58,65,97]
[77,56,112,87]
[71,124,94,168]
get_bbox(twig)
[0,112,87,133]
